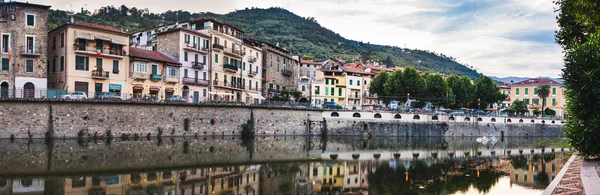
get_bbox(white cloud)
[37,0,562,77]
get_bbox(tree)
[424,73,450,108]
[384,56,393,66]
[369,71,389,104]
[536,84,551,117]
[400,67,425,102]
[556,0,600,157]
[474,76,506,110]
[447,75,475,109]
[545,108,556,116]
[509,100,529,116]
[383,69,403,102]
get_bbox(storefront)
[149,86,160,101]
[247,92,266,105]
[132,84,143,100]
[165,87,175,100]
[109,84,122,96]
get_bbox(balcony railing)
[348,94,362,99]
[131,72,149,80]
[268,89,282,94]
[184,44,210,54]
[74,44,126,59]
[192,62,205,70]
[165,76,179,83]
[20,46,42,57]
[183,77,209,86]
[224,48,244,58]
[92,70,109,79]
[213,81,245,90]
[223,64,238,72]
[248,56,257,63]
[212,44,224,50]
[248,71,257,77]
[150,74,162,81]
[281,69,293,76]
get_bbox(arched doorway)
[23,82,34,98]
[182,86,190,101]
[0,82,8,98]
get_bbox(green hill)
[48,6,481,78]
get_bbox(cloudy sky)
[37,0,563,77]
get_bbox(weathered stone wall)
[445,122,564,137]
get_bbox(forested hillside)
[48,6,481,78]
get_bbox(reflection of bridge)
[320,148,572,161]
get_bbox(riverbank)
[543,155,600,195]
[0,100,564,138]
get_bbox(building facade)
[298,59,321,101]
[0,1,50,98]
[128,47,182,101]
[242,39,265,104]
[258,40,299,99]
[509,78,565,117]
[47,21,130,98]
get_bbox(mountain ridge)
[48,6,481,78]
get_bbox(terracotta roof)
[342,63,367,74]
[301,60,320,65]
[74,21,122,33]
[511,78,562,86]
[129,48,181,66]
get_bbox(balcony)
[212,43,224,51]
[281,69,293,76]
[213,81,244,90]
[131,72,149,80]
[183,77,209,86]
[74,44,126,59]
[20,46,42,57]
[268,89,281,94]
[248,56,257,63]
[224,48,243,58]
[348,94,362,99]
[165,76,179,83]
[248,70,257,77]
[191,61,205,70]
[184,44,210,54]
[223,64,238,73]
[150,74,162,81]
[92,70,110,79]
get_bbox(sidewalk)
[543,155,600,195]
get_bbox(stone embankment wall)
[0,101,564,138]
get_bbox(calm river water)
[0,136,571,195]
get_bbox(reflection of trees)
[510,155,528,169]
[543,154,556,163]
[367,158,502,195]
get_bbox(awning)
[208,92,234,96]
[150,86,160,92]
[132,85,143,90]
[111,37,128,45]
[94,34,112,41]
[75,31,95,40]
[247,92,266,100]
[165,88,174,93]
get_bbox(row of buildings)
[0,1,566,114]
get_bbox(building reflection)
[509,153,566,189]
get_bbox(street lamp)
[478,98,481,110]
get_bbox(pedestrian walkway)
[551,157,584,195]
[581,160,600,195]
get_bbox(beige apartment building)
[128,47,181,101]
[0,1,50,98]
[242,38,265,103]
[509,78,565,117]
[47,21,130,98]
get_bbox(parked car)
[323,102,343,110]
[434,110,446,115]
[60,91,87,100]
[451,110,465,115]
[96,92,121,100]
[166,95,187,102]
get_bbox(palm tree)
[537,84,551,117]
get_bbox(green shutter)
[516,88,519,94]
[214,54,218,63]
[338,88,342,96]
[552,98,556,105]
[552,88,556,94]
[525,88,528,94]
[27,15,34,26]
[1,58,8,71]
[325,79,329,85]
[534,88,538,94]
[184,52,188,62]
[184,69,188,78]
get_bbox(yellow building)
[128,47,182,101]
[47,21,129,98]
[309,162,345,192]
[322,69,347,107]
[509,78,565,117]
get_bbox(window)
[167,67,178,77]
[277,63,280,71]
[315,86,320,95]
[256,66,258,73]
[52,58,56,72]
[243,62,246,70]
[75,56,89,70]
[203,89,207,97]
[184,52,188,62]
[338,88,342,96]
[184,69,188,78]
[350,80,353,85]
[214,54,218,63]
[516,88,519,95]
[552,98,556,106]
[2,58,9,71]
[2,34,10,53]
[52,36,56,50]
[533,98,539,105]
[331,87,334,96]
[302,86,305,91]
[203,72,207,80]
[270,61,272,67]
[112,60,119,73]
[96,58,103,70]
[325,87,329,95]
[25,36,35,54]
[357,80,360,86]
[325,79,329,85]
[26,14,35,27]
[194,54,198,63]
[524,98,530,104]
[203,56,207,64]
[60,56,64,71]
[25,59,34,73]
[534,88,538,94]
[151,64,158,75]
[134,62,147,73]
[525,88,529,95]
[552,88,556,95]
[60,33,64,48]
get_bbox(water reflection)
[0,136,570,194]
